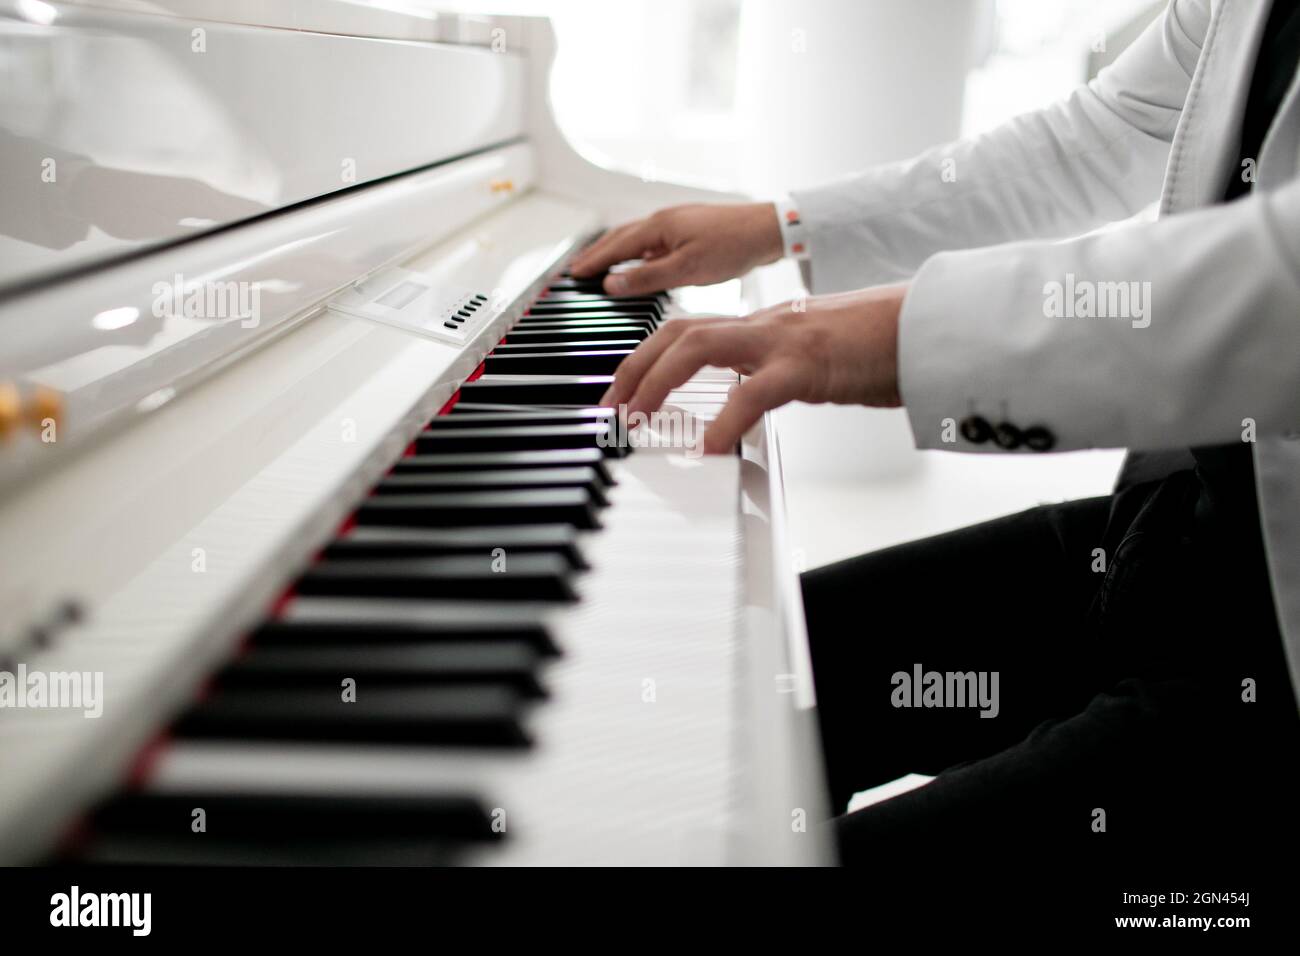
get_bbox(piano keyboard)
[55,275,748,866]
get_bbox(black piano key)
[458,375,615,407]
[546,276,608,291]
[89,791,498,843]
[446,402,541,413]
[545,283,620,298]
[74,835,466,867]
[412,423,621,455]
[356,488,603,529]
[424,409,614,429]
[483,349,632,376]
[220,641,545,696]
[391,448,613,486]
[547,278,670,302]
[490,338,642,354]
[546,286,676,304]
[515,313,657,329]
[376,468,609,505]
[258,597,560,655]
[529,299,663,317]
[174,684,530,747]
[327,523,587,569]
[503,326,648,345]
[509,322,654,340]
[296,553,578,601]
[538,288,652,298]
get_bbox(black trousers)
[801,472,1299,879]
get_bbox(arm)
[901,174,1300,453]
[795,0,1210,292]
[574,0,1210,298]
[601,174,1300,457]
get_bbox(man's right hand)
[569,202,785,296]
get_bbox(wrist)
[770,197,810,262]
[749,201,786,266]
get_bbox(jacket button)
[993,422,1023,449]
[1022,426,1056,452]
[959,415,992,444]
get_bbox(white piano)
[0,0,830,865]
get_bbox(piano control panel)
[327,266,497,345]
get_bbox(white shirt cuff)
[772,196,811,261]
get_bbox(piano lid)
[0,0,526,294]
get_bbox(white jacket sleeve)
[791,0,1210,292]
[899,173,1300,452]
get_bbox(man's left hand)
[601,283,909,454]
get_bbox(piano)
[0,0,829,866]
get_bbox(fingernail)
[606,274,628,295]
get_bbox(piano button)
[392,449,613,486]
[483,350,633,376]
[412,423,625,455]
[473,294,488,302]
[444,321,458,329]
[376,467,609,505]
[328,523,587,569]
[356,488,603,529]
[296,553,579,601]
[258,597,560,655]
[219,641,545,697]
[457,310,472,318]
[458,375,616,407]
[504,326,649,344]
[174,684,532,747]
[424,409,614,429]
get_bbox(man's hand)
[602,284,909,454]
[570,202,784,296]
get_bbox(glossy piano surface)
[0,0,525,292]
[0,3,829,867]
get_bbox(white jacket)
[792,0,1300,700]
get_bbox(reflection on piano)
[0,1,828,866]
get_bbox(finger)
[626,323,767,417]
[570,220,660,277]
[604,251,692,296]
[701,368,799,454]
[600,317,732,407]
[568,222,641,276]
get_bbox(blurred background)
[433,0,1160,567]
